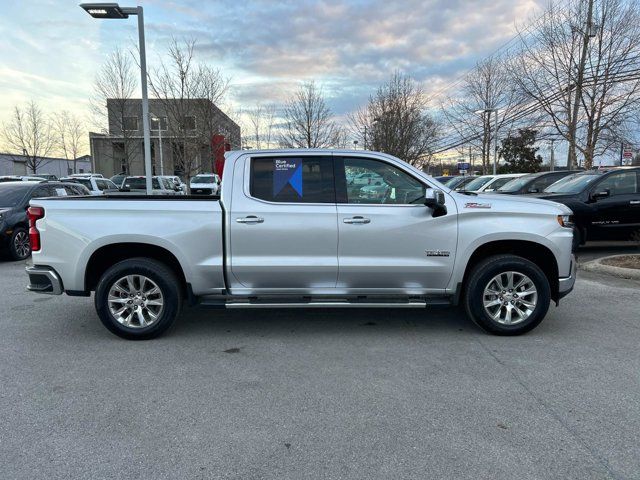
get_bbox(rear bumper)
[558,254,577,299]
[26,265,63,295]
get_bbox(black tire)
[9,227,31,260]
[94,258,182,340]
[464,254,551,336]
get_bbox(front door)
[588,170,640,241]
[335,156,457,294]
[228,154,338,292]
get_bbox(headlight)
[557,214,574,228]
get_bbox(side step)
[198,297,452,309]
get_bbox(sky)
[0,0,546,141]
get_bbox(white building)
[0,153,92,177]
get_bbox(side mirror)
[424,188,447,217]
[528,188,539,193]
[592,189,610,200]
[120,187,130,192]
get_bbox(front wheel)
[464,255,551,335]
[94,258,183,340]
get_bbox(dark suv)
[537,168,640,248]
[0,181,89,260]
[496,170,577,195]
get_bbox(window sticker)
[55,188,68,196]
[273,158,303,198]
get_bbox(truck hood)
[453,191,573,215]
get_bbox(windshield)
[544,173,599,193]
[498,175,536,192]
[191,175,216,184]
[464,176,493,191]
[124,178,161,189]
[0,184,30,208]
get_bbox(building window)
[151,116,168,131]
[180,116,196,131]
[123,116,139,131]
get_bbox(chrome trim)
[26,266,63,295]
[225,301,428,309]
[558,255,577,295]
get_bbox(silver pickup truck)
[25,149,576,339]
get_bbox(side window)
[343,157,424,205]
[96,180,108,191]
[30,187,51,199]
[531,175,561,192]
[250,157,334,203]
[596,171,638,196]
[485,177,512,192]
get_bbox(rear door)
[588,170,640,240]
[228,154,338,292]
[335,156,457,293]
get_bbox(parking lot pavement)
[577,241,639,264]
[1,260,639,480]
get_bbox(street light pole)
[80,3,153,195]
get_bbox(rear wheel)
[95,258,182,340]
[464,255,551,335]
[9,227,31,260]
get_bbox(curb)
[580,254,640,280]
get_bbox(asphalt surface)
[1,251,639,480]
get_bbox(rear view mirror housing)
[424,188,447,217]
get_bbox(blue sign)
[273,158,303,197]
[457,162,471,170]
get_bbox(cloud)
[1,0,546,128]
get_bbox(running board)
[198,297,452,309]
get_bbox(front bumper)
[558,254,577,300]
[26,265,63,295]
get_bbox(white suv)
[190,174,221,195]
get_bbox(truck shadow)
[173,305,476,339]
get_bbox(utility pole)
[550,139,556,172]
[567,0,594,170]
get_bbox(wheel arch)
[459,240,560,303]
[84,243,188,296]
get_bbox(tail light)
[27,206,45,252]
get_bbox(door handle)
[343,216,371,224]
[630,200,640,205]
[236,216,264,224]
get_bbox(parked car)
[121,176,183,195]
[432,175,451,184]
[0,176,46,183]
[110,174,128,188]
[444,175,476,190]
[159,175,187,195]
[190,174,221,195]
[70,173,103,179]
[26,149,575,340]
[460,173,527,193]
[496,171,577,195]
[536,167,640,248]
[1,181,89,260]
[34,174,59,181]
[348,172,384,186]
[62,176,120,195]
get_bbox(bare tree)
[1,101,55,173]
[280,81,338,148]
[149,38,230,179]
[440,56,526,173]
[53,111,86,174]
[351,72,440,169]
[512,0,640,169]
[91,47,138,173]
[245,103,278,149]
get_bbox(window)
[150,116,168,131]
[342,157,424,205]
[250,157,334,203]
[96,179,112,191]
[485,177,515,192]
[595,171,638,196]
[123,116,139,132]
[180,116,196,131]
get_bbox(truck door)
[335,156,457,293]
[228,154,338,291]
[588,170,639,241]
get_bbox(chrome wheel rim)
[483,271,538,325]
[107,275,164,328]
[14,231,30,258]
